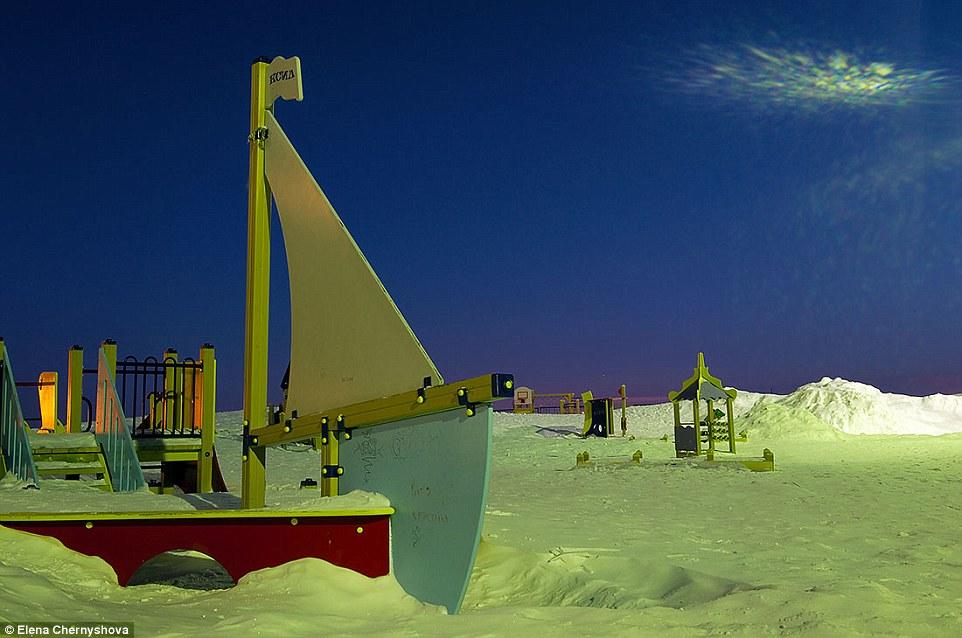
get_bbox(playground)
[2,55,961,630]
[3,388,962,636]
[2,24,962,636]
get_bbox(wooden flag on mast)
[267,56,303,104]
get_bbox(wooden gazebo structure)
[667,353,737,457]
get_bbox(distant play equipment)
[665,353,775,472]
[581,390,613,437]
[581,385,628,437]
[512,387,583,414]
[668,353,737,457]
[513,385,629,437]
[0,56,511,614]
[512,386,533,412]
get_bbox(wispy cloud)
[665,43,952,110]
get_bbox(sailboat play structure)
[0,56,513,613]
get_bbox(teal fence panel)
[95,348,146,492]
[0,342,39,485]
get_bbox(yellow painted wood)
[163,348,178,432]
[38,372,59,433]
[101,340,117,380]
[133,438,203,450]
[726,397,736,454]
[735,458,775,472]
[66,346,83,433]
[251,373,512,448]
[706,399,715,454]
[198,345,216,492]
[705,449,774,472]
[35,463,104,476]
[136,451,200,463]
[32,450,101,460]
[241,57,272,510]
[580,390,593,435]
[0,507,395,523]
[694,399,703,455]
[668,354,738,457]
[183,357,196,431]
[321,420,339,497]
[30,447,113,490]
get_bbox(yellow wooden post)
[37,372,59,433]
[101,339,117,380]
[183,357,196,433]
[241,57,272,509]
[706,399,716,454]
[66,345,83,433]
[580,391,593,435]
[692,398,701,455]
[321,416,341,497]
[619,384,627,436]
[198,344,216,493]
[163,347,178,433]
[726,396,736,454]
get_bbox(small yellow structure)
[512,388,582,414]
[38,372,62,433]
[668,353,737,457]
[512,386,534,413]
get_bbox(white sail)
[264,110,442,417]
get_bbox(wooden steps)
[24,432,227,493]
[133,437,202,463]
[27,432,113,490]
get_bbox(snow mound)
[738,378,962,438]
[229,558,445,619]
[731,389,775,416]
[779,377,894,435]
[736,398,844,441]
[465,540,754,610]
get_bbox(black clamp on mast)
[248,126,269,144]
[416,375,432,404]
[321,464,344,479]
[320,414,353,479]
[242,423,259,461]
[319,413,353,443]
[457,386,478,417]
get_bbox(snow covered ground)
[2,378,962,636]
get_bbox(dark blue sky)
[3,1,961,411]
